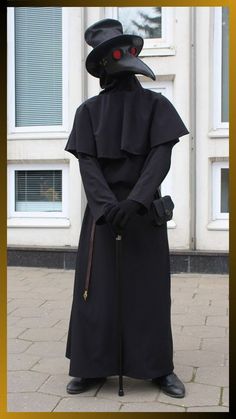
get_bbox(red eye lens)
[112,49,122,60]
[129,47,137,56]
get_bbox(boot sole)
[161,387,185,398]
[66,378,107,394]
[66,387,90,394]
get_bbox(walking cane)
[116,228,124,396]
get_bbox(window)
[212,161,229,220]
[105,7,174,55]
[212,7,229,130]
[8,163,69,218]
[117,7,162,39]
[15,170,62,212]
[8,7,68,134]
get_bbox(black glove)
[104,199,143,231]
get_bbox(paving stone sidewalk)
[7,267,229,412]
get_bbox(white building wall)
[7,6,229,252]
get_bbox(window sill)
[207,219,229,231]
[7,218,71,228]
[167,219,177,229]
[8,132,68,141]
[140,46,176,57]
[208,129,229,139]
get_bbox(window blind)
[14,7,62,127]
[15,170,62,212]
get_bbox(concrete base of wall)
[7,246,228,274]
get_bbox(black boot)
[66,377,107,394]
[152,372,185,398]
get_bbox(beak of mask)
[99,45,156,81]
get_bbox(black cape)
[65,74,189,159]
[64,74,189,379]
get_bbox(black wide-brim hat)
[84,18,144,78]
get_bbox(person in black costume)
[64,18,189,397]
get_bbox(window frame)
[211,7,229,131]
[105,7,175,56]
[212,160,229,221]
[8,162,69,219]
[7,7,69,135]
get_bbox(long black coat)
[64,74,189,379]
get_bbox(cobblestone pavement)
[7,267,229,412]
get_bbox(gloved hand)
[104,199,143,231]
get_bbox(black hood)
[99,73,143,92]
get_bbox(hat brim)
[85,34,144,78]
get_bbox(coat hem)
[67,364,174,380]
